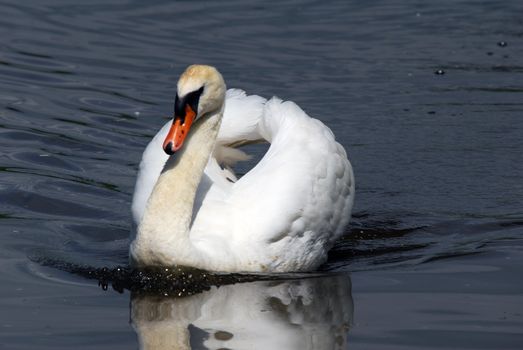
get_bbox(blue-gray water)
[1,0,522,349]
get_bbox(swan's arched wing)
[220,98,354,270]
[131,89,267,227]
[216,89,266,146]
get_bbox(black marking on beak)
[173,86,204,122]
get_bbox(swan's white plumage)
[130,68,354,272]
[198,98,354,271]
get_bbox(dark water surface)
[1,0,522,349]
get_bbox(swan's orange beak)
[163,104,196,155]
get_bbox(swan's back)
[191,98,354,271]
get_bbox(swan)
[129,65,354,272]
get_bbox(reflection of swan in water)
[131,275,353,350]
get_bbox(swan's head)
[163,65,226,155]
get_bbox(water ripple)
[0,0,522,282]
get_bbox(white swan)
[129,65,354,272]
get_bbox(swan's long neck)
[132,110,222,266]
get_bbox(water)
[1,0,522,348]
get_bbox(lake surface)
[1,0,522,349]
